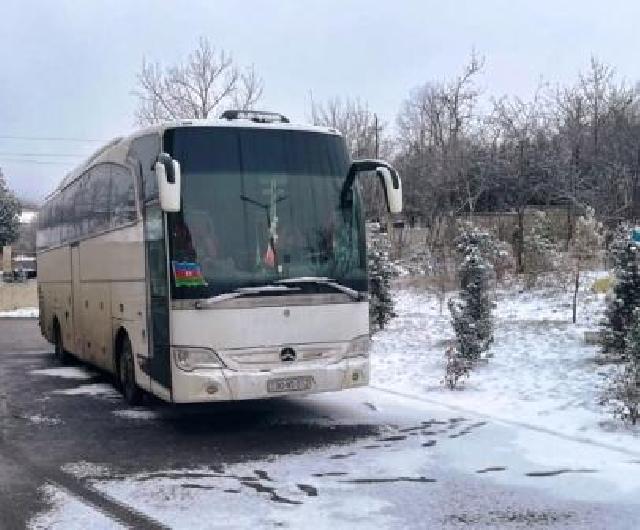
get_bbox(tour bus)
[37,111,402,404]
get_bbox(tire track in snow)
[0,437,168,529]
[370,385,640,459]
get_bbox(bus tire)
[53,320,69,365]
[118,334,143,406]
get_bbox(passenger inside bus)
[171,211,226,275]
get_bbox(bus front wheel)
[118,335,143,406]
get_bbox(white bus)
[37,111,402,404]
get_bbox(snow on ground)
[370,271,640,453]
[0,307,38,318]
[31,367,97,380]
[24,269,640,527]
[38,387,640,528]
[28,484,124,530]
[112,408,160,420]
[56,415,445,530]
[26,414,62,426]
[52,383,120,399]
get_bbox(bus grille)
[217,343,344,371]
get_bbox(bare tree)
[396,52,484,223]
[134,37,264,125]
[311,97,387,159]
[549,58,640,224]
[580,57,615,162]
[310,97,389,219]
[489,87,556,272]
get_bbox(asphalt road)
[1,318,640,529]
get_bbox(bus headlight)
[345,335,371,359]
[173,347,223,371]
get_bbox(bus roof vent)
[220,110,290,124]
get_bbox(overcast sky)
[2,0,640,201]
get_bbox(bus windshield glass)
[164,127,367,299]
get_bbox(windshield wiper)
[275,276,365,301]
[194,285,300,309]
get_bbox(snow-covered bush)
[448,225,494,368]
[455,220,514,283]
[610,308,640,424]
[368,224,396,332]
[601,238,640,358]
[573,207,605,263]
[607,222,632,269]
[522,210,559,287]
[443,346,470,389]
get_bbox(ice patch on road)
[113,408,160,420]
[53,383,120,399]
[62,461,113,479]
[27,414,61,425]
[0,307,39,318]
[31,367,97,380]
[28,484,124,530]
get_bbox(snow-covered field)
[370,271,640,453]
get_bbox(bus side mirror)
[342,159,403,215]
[376,167,402,214]
[155,153,181,212]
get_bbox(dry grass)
[591,276,613,294]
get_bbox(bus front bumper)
[170,358,369,403]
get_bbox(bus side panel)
[36,247,73,350]
[111,281,150,391]
[78,281,111,370]
[78,224,148,381]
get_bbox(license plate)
[267,376,315,393]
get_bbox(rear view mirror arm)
[341,159,402,212]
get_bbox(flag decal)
[172,261,207,287]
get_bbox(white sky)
[2,0,640,201]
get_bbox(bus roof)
[49,118,342,199]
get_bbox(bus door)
[130,133,172,398]
[143,204,172,396]
[70,242,83,357]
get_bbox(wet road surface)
[1,318,640,529]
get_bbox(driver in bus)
[186,211,219,261]
[173,211,221,272]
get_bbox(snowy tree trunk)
[572,268,579,324]
[515,208,525,274]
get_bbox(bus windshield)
[164,127,367,299]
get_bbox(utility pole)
[374,113,379,159]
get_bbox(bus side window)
[36,202,50,249]
[68,179,80,241]
[61,187,73,243]
[128,135,161,202]
[110,164,136,225]
[51,192,62,247]
[77,173,91,238]
[87,166,107,234]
